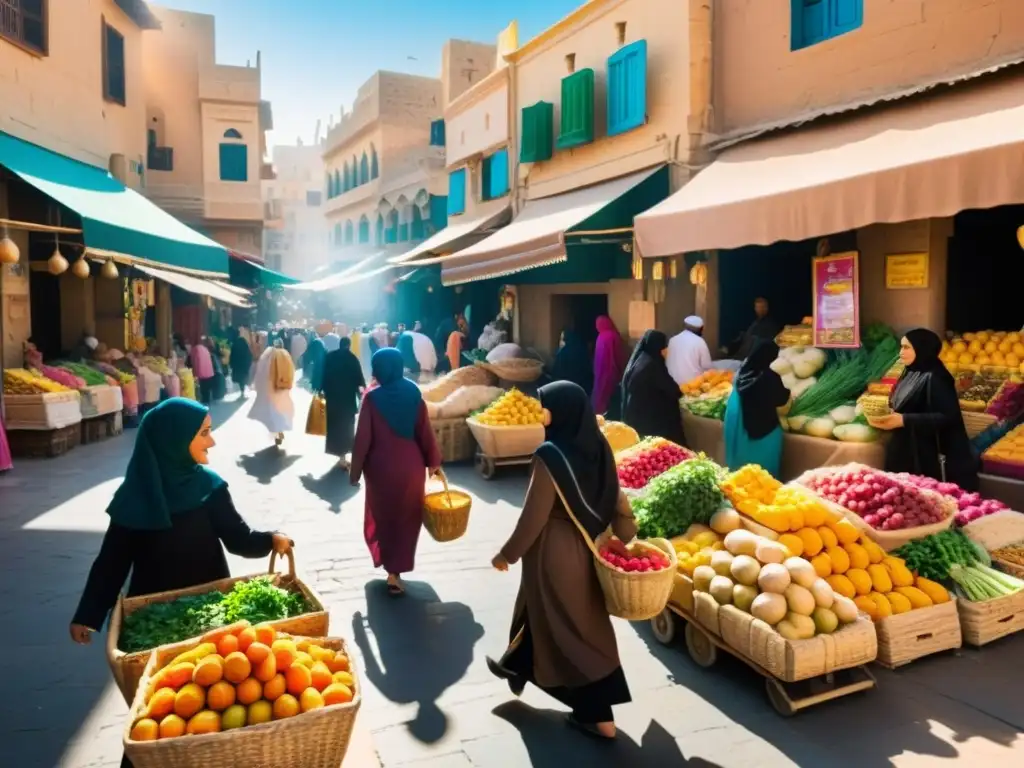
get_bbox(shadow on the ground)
[492,700,707,768]
[351,580,484,744]
[442,462,530,506]
[236,444,301,485]
[299,465,360,513]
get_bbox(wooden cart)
[466,419,544,480]
[649,587,876,717]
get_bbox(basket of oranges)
[423,469,473,542]
[466,388,546,459]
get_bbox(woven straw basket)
[431,416,476,463]
[107,551,328,705]
[423,469,472,542]
[123,635,360,768]
[475,358,543,383]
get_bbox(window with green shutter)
[520,102,553,163]
[556,69,594,150]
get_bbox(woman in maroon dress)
[350,347,441,596]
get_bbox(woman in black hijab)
[869,328,978,489]
[621,330,686,445]
[321,337,366,468]
[487,382,636,740]
[724,339,791,475]
[551,329,593,394]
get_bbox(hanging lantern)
[0,235,19,265]
[101,259,119,279]
[71,257,90,278]
[689,262,708,287]
[1017,225,1024,250]
[48,247,69,275]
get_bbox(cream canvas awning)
[440,167,662,286]
[388,203,511,265]
[635,71,1024,257]
[134,264,253,308]
[284,251,396,292]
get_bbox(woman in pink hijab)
[592,316,627,416]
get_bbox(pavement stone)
[1,387,1022,767]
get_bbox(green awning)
[0,131,229,276]
[229,253,299,288]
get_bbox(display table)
[681,412,886,481]
[978,473,1024,512]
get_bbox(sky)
[158,0,585,150]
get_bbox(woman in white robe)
[248,341,295,446]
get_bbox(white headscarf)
[322,333,341,353]
[684,315,704,332]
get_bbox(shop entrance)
[550,293,607,354]
[947,204,1024,333]
[28,271,61,358]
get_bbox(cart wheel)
[476,453,496,480]
[684,622,718,668]
[765,679,796,717]
[650,609,677,645]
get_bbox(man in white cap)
[667,315,713,386]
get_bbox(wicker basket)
[474,358,543,383]
[994,555,1024,579]
[874,598,962,669]
[422,469,472,542]
[7,422,81,458]
[591,534,677,621]
[123,635,360,768]
[431,417,475,463]
[107,551,328,705]
[957,589,1024,647]
[466,418,544,459]
[962,410,998,439]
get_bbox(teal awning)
[229,252,299,288]
[0,131,229,276]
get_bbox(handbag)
[305,394,327,437]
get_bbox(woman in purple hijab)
[591,316,627,416]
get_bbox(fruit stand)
[419,366,501,464]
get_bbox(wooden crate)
[874,599,962,669]
[7,422,81,458]
[957,590,1024,647]
[81,413,117,444]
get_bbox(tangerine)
[130,718,159,742]
[254,624,277,646]
[173,683,205,719]
[271,639,297,670]
[192,656,224,687]
[248,700,273,725]
[263,673,287,701]
[272,693,300,720]
[146,688,177,720]
[206,680,236,711]
[332,671,355,689]
[246,641,271,665]
[309,661,332,692]
[235,677,263,706]
[326,652,350,673]
[254,653,277,683]
[299,687,325,712]
[186,710,222,735]
[293,651,314,668]
[322,682,354,706]
[221,704,247,730]
[158,713,186,739]
[223,651,252,684]
[285,663,312,695]
[216,633,239,657]
[236,627,257,653]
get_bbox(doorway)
[29,272,62,358]
[550,293,608,354]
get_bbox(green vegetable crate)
[106,551,328,705]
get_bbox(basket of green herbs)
[105,551,327,704]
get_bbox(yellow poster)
[886,252,929,289]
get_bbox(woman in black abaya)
[322,337,366,469]
[620,330,686,445]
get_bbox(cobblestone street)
[1,388,1022,767]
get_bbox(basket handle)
[268,549,296,579]
[431,467,453,507]
[548,480,602,559]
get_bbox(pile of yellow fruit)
[472,388,544,427]
[681,370,734,397]
[671,527,722,576]
[3,368,77,395]
[940,330,1024,376]
[982,423,1024,466]
[128,622,356,742]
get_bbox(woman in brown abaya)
[488,381,636,740]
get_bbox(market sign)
[812,252,860,348]
[885,252,929,289]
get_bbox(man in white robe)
[667,315,713,386]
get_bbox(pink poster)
[812,252,860,348]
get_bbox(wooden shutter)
[519,102,553,163]
[430,119,446,147]
[831,0,863,36]
[218,144,247,182]
[556,69,594,150]
[607,40,647,136]
[447,168,466,216]
[484,148,509,200]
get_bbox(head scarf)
[106,398,225,530]
[368,348,422,439]
[339,336,352,352]
[552,329,593,393]
[891,328,952,412]
[322,333,341,353]
[535,382,619,540]
[396,332,420,373]
[736,339,789,441]
[622,330,668,392]
[592,315,626,414]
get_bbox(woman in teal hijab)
[69,398,293,646]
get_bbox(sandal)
[566,714,616,741]
[486,656,525,696]
[386,578,405,597]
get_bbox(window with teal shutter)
[386,210,399,244]
[791,0,862,50]
[334,169,342,195]
[557,69,594,150]
[359,153,369,184]
[358,216,370,244]
[520,102,553,163]
[325,172,333,198]
[218,142,247,182]
[375,214,385,244]
[411,207,425,240]
[342,163,350,191]
[607,40,647,136]
[370,148,379,179]
[447,168,466,216]
[482,148,509,201]
[430,119,446,147]
[430,195,448,231]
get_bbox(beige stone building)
[141,4,271,256]
[263,137,328,278]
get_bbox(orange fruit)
[309,661,332,692]
[173,683,205,719]
[300,687,325,712]
[308,645,334,663]
[186,710,222,735]
[332,671,355,689]
[235,677,263,706]
[146,688,177,720]
[295,638,313,652]
[192,656,224,687]
[158,713,186,739]
[263,673,287,701]
[221,703,247,730]
[272,693,300,720]
[236,627,257,653]
[216,634,239,657]
[326,652,350,673]
[254,624,277,646]
[223,652,252,684]
[293,651,314,668]
[285,663,312,696]
[253,653,277,683]
[271,639,297,670]
[248,700,273,725]
[206,680,236,711]
[130,718,159,741]
[322,682,354,706]
[246,641,271,665]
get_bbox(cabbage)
[833,424,879,443]
[804,417,837,438]
[770,358,793,376]
[829,404,858,425]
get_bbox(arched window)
[351,155,358,186]
[333,170,341,197]
[411,206,424,240]
[375,213,385,245]
[358,215,370,244]
[333,223,343,245]
[342,161,350,192]
[325,172,333,198]
[359,152,369,184]
[218,128,247,182]
[370,146,379,180]
[385,209,399,244]
[344,220,354,245]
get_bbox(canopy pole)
[565,227,634,236]
[0,217,82,234]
